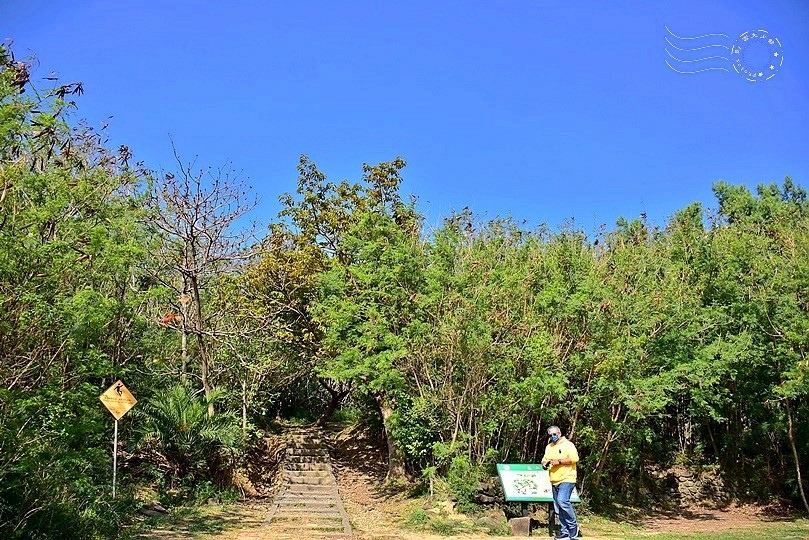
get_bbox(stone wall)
[651,466,733,507]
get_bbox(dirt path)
[640,504,794,533]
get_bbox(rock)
[475,494,497,504]
[138,503,169,517]
[508,516,532,536]
[478,481,497,496]
[476,515,506,530]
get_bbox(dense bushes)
[268,161,809,510]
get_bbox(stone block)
[509,516,532,536]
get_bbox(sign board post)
[99,380,137,498]
[496,463,581,536]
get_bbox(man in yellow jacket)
[542,425,581,539]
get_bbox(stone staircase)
[264,426,352,538]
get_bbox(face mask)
[549,434,560,443]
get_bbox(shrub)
[404,507,430,528]
[447,454,480,506]
[135,384,241,491]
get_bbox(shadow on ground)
[138,504,265,537]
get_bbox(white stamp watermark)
[664,25,784,83]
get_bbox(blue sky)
[3,0,808,233]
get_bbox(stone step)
[278,497,339,503]
[272,523,345,532]
[285,476,335,485]
[277,493,340,506]
[278,501,340,514]
[278,492,340,499]
[284,462,332,471]
[275,506,343,519]
[286,447,328,456]
[267,426,352,538]
[281,482,337,495]
[287,439,323,447]
[284,481,337,488]
[285,454,329,461]
[288,435,322,440]
[277,499,340,507]
[273,516,343,524]
[282,484,337,496]
[285,443,325,450]
[272,511,343,520]
[284,469,332,477]
[281,497,339,503]
[284,455,330,463]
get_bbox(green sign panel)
[496,463,581,502]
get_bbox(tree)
[708,179,809,511]
[315,206,424,479]
[276,155,423,479]
[145,147,257,411]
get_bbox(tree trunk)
[316,379,351,427]
[179,281,189,382]
[706,419,720,463]
[190,275,214,416]
[375,392,406,481]
[180,324,188,381]
[589,404,624,491]
[785,399,809,513]
[242,379,248,435]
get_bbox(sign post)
[496,463,581,536]
[99,380,138,498]
[113,417,118,497]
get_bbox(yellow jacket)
[542,436,579,485]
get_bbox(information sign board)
[496,463,581,502]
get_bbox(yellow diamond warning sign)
[100,380,137,420]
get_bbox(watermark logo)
[664,26,784,83]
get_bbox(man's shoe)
[570,527,583,538]
[554,534,570,540]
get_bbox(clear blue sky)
[3,0,808,233]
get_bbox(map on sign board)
[496,464,581,502]
[99,380,137,420]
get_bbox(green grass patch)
[429,517,465,535]
[581,516,809,540]
[404,507,430,528]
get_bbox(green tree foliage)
[0,45,154,538]
[135,384,241,487]
[251,150,808,509]
[269,156,423,478]
[315,204,424,478]
[0,43,252,538]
